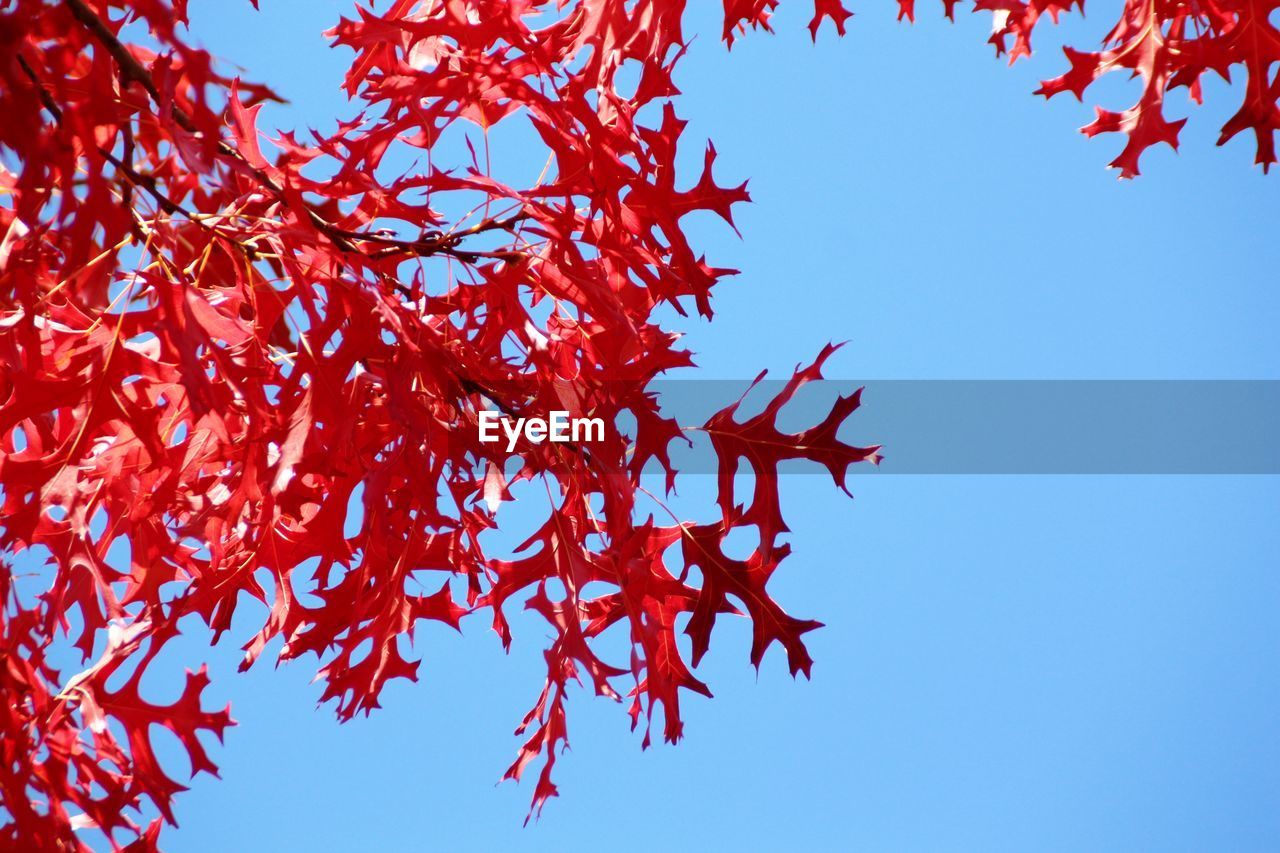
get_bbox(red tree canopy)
[0,0,1272,849]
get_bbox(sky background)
[104,1,1280,849]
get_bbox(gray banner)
[643,380,1280,474]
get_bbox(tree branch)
[61,0,526,264]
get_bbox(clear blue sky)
[130,1,1280,849]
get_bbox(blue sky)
[125,1,1280,849]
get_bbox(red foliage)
[0,0,1268,847]
[943,0,1280,176]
